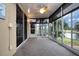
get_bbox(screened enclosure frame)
[49,3,79,52]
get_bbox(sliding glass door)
[57,18,62,43]
[72,9,79,50]
[63,13,72,47]
[54,21,58,40]
[50,4,79,52]
[35,23,49,36]
[52,8,79,51]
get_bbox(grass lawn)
[64,30,79,34]
[63,37,71,45]
[57,37,79,46]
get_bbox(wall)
[0,3,16,56]
[27,19,31,38]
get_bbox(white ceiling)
[20,3,63,18]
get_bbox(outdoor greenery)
[64,21,70,30]
[57,37,79,46]
[52,8,79,50]
[64,37,79,46]
[75,22,79,31]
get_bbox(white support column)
[27,18,31,39]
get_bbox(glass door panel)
[57,18,62,43]
[63,13,71,47]
[72,9,79,50]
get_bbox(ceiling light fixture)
[40,6,48,14]
[28,8,30,13]
[28,8,31,18]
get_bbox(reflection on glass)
[48,23,52,36]
[57,18,62,43]
[54,21,58,39]
[35,24,40,36]
[72,9,79,50]
[51,8,79,51]
[41,24,48,36]
[63,13,71,46]
[51,22,54,38]
[35,24,48,36]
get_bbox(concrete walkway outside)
[14,37,75,56]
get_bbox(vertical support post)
[53,22,54,38]
[41,24,43,36]
[61,6,64,44]
[48,19,49,37]
[41,24,42,36]
[45,24,46,36]
[56,20,58,41]
[42,24,43,36]
[39,24,41,36]
[71,13,73,48]
[23,13,25,41]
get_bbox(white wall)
[27,18,31,38]
[0,4,16,56]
